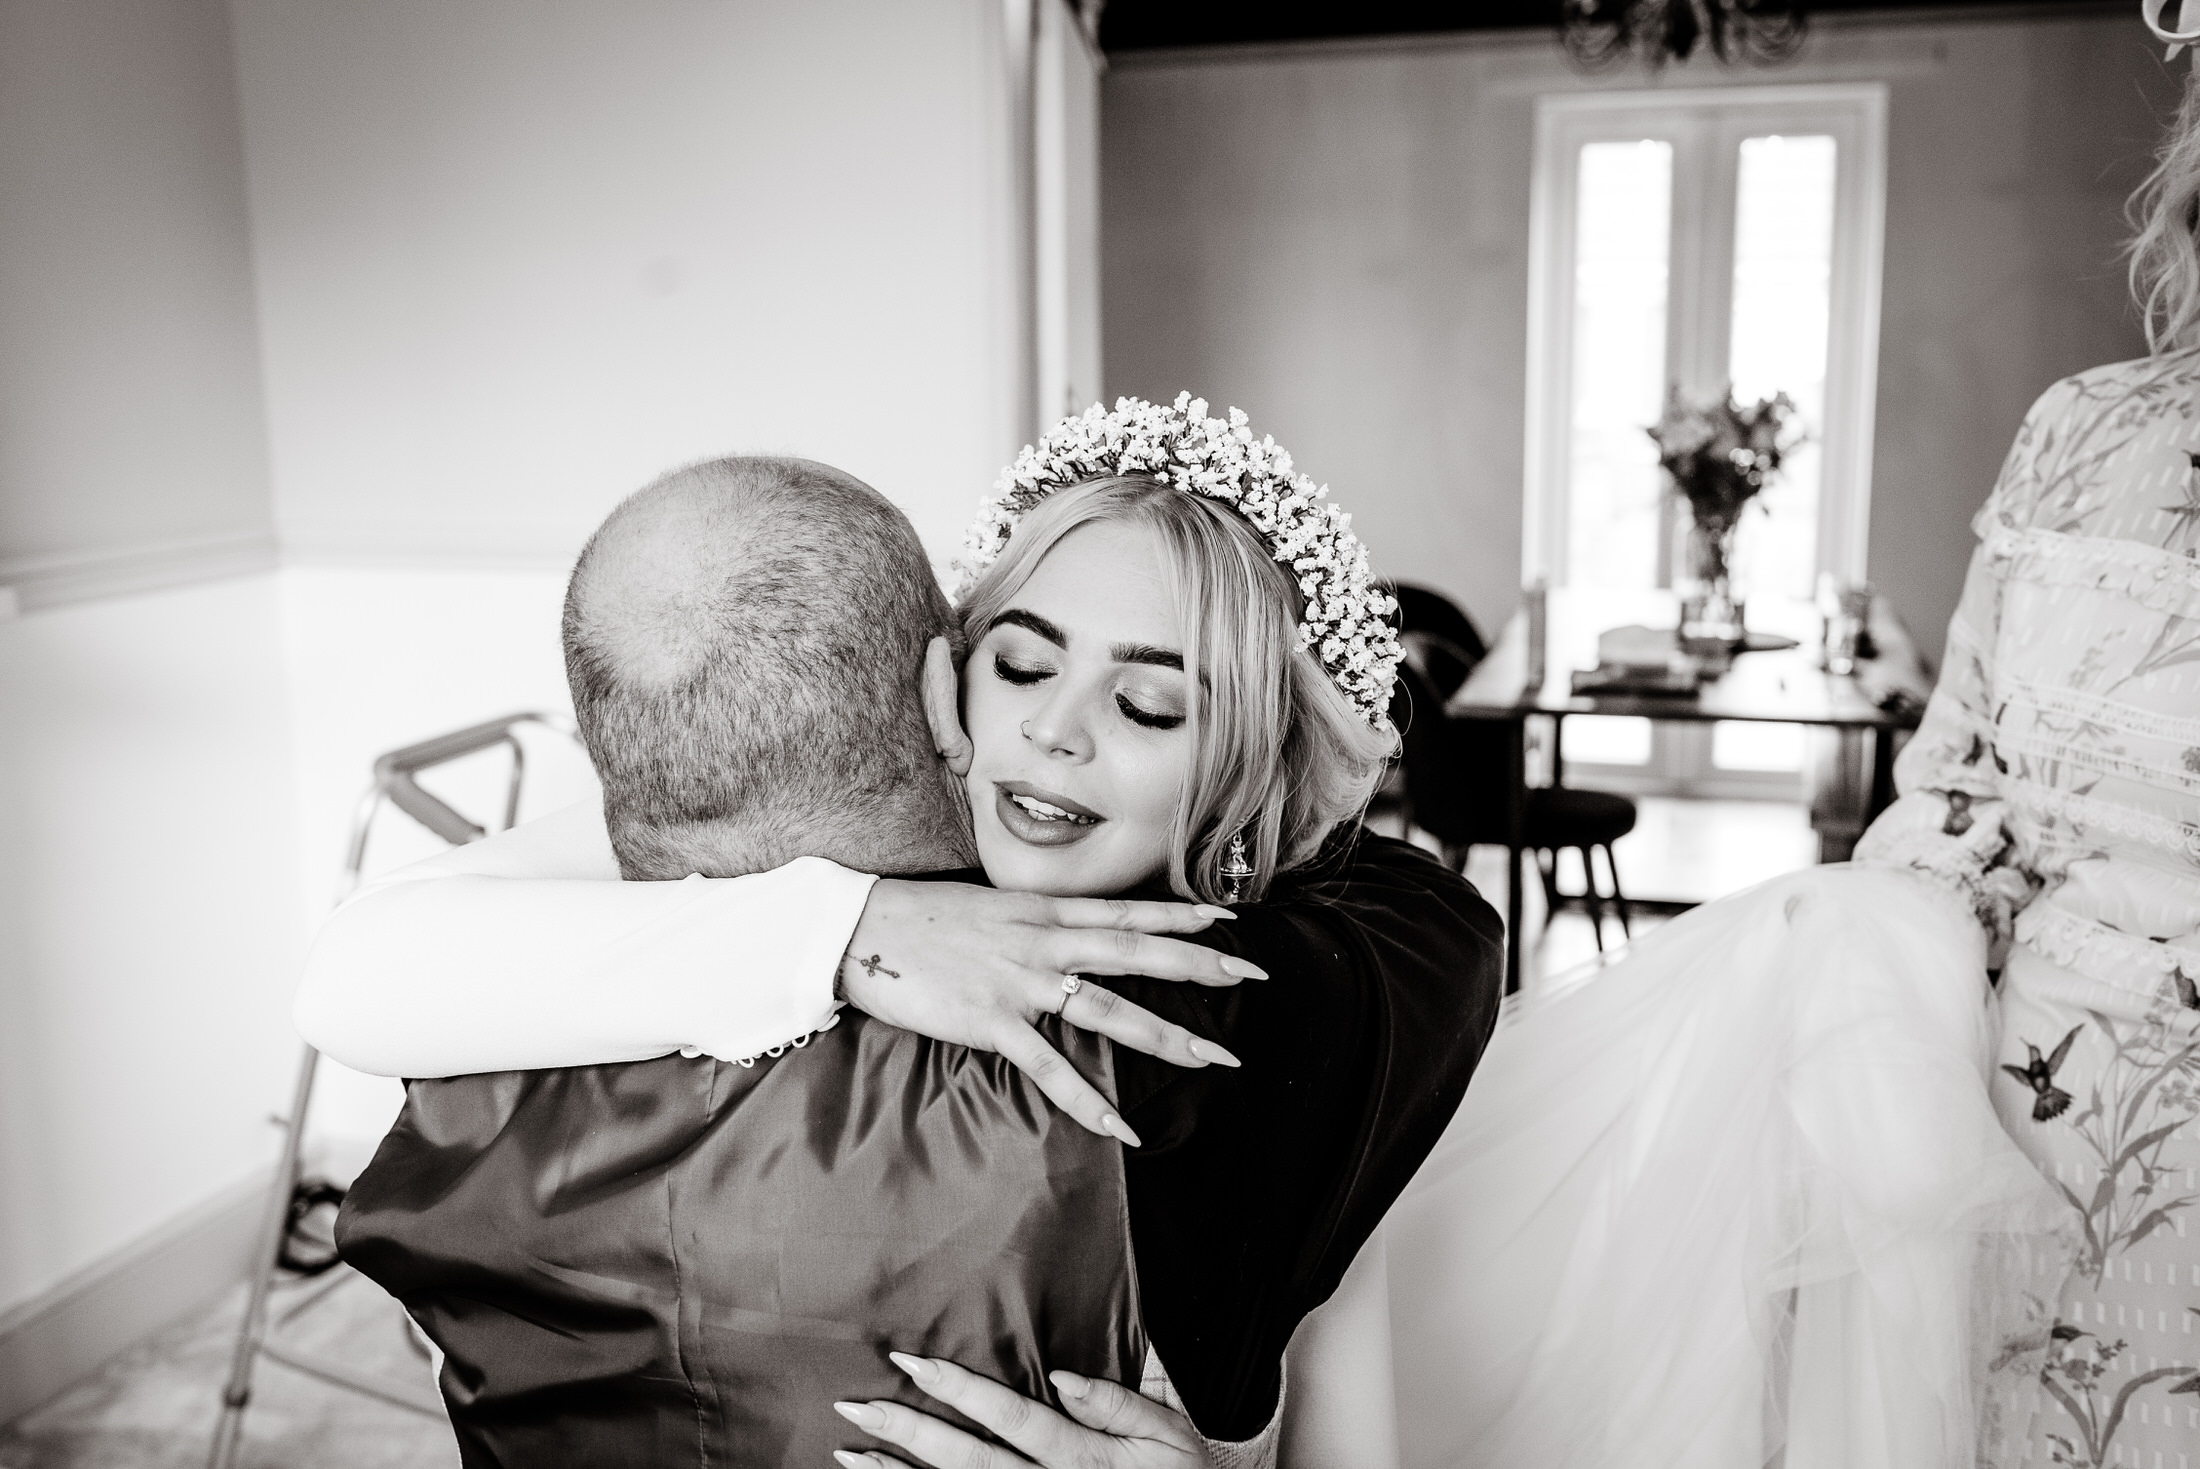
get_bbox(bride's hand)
[839,880,1263,1143]
[834,1353,1209,1469]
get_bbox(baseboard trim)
[0,1167,272,1424]
[0,530,279,616]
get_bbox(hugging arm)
[293,801,873,1077]
[293,800,1251,1136]
[1109,832,1503,1440]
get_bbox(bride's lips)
[992,781,1105,849]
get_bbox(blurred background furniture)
[1446,585,1929,990]
[1384,583,1642,993]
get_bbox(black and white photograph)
[2,1,2197,1465]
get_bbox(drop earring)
[1219,831,1254,904]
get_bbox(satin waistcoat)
[337,1015,1145,1468]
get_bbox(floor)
[1,796,1817,1464]
[1458,794,1818,992]
[0,1270,454,1469]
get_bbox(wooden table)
[1447,587,1929,992]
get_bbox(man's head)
[563,455,974,880]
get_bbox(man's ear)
[923,636,973,778]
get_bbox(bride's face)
[962,519,1194,897]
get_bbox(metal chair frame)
[1533,839,1634,951]
[207,712,577,1469]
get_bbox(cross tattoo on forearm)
[852,953,900,981]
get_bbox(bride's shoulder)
[1281,826,1465,890]
[1270,828,1501,948]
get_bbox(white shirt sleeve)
[293,800,876,1078]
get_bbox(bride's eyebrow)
[991,608,1185,672]
[990,608,1065,645]
[1110,642,1183,672]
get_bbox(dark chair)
[1386,582,1488,670]
[1524,790,1636,949]
[1389,657,1636,957]
[1383,581,1486,700]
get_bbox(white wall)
[0,577,303,1314]
[0,0,274,585]
[229,0,1028,569]
[1101,14,2178,662]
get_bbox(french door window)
[1522,84,1887,793]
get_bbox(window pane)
[1711,719,1804,772]
[1563,713,1654,767]
[1728,133,1836,603]
[1565,139,1672,592]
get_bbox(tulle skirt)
[1384,865,2071,1469]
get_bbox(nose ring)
[1021,719,1033,741]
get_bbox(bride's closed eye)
[992,654,1052,686]
[1115,693,1182,731]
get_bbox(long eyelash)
[1116,694,1183,731]
[993,654,1049,686]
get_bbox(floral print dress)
[1856,351,2200,1466]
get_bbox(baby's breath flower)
[954,393,1403,727]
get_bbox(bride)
[305,396,1504,1467]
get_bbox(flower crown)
[954,393,1402,727]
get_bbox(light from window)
[1565,139,1672,595]
[1564,713,1656,767]
[1711,719,1806,772]
[1728,133,1836,606]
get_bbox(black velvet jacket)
[1106,831,1503,1438]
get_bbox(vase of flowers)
[1648,385,1798,647]
[1683,518,1743,640]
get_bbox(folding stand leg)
[206,713,566,1466]
[207,1043,320,1469]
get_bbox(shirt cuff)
[683,856,877,1063]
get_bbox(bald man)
[338,457,1157,1466]
[559,457,981,883]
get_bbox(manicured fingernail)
[1050,1369,1091,1400]
[834,1401,884,1431]
[1100,1112,1143,1148]
[1186,1038,1241,1068]
[1221,957,1268,980]
[1193,904,1237,920]
[887,1351,937,1384]
[834,1453,872,1469]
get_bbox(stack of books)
[1569,625,1704,696]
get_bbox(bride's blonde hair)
[2129,60,2200,352]
[957,476,1396,904]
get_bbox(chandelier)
[1559,0,1807,70]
